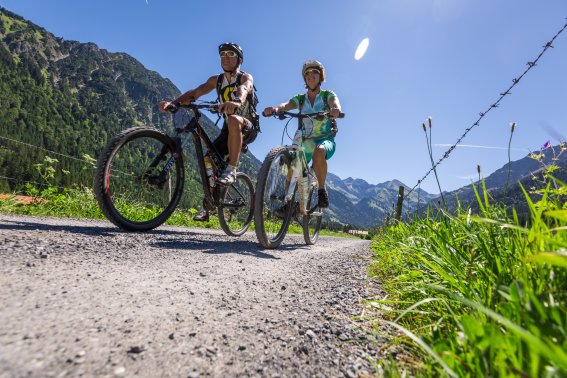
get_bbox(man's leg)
[226,115,244,168]
[217,115,246,185]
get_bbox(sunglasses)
[220,50,238,58]
[304,68,321,76]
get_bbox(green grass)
[367,176,567,377]
[0,184,353,238]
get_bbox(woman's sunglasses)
[304,69,321,76]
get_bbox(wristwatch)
[232,95,242,104]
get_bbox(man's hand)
[219,101,241,115]
[159,100,182,113]
[159,101,172,112]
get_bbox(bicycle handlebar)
[262,110,345,121]
[164,101,220,114]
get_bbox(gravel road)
[0,214,383,378]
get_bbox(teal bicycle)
[254,110,344,249]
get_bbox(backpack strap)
[321,90,330,111]
[215,73,224,103]
[297,94,306,131]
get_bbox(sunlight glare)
[354,38,369,60]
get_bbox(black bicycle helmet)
[302,59,326,82]
[218,42,243,60]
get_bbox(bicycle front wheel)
[254,147,294,249]
[218,172,254,237]
[93,127,184,231]
[303,183,323,245]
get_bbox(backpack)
[297,90,337,137]
[216,71,261,143]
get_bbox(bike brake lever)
[278,113,287,120]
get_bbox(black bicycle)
[254,111,344,248]
[93,102,254,236]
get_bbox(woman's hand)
[329,107,341,119]
[262,106,277,116]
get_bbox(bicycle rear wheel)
[93,127,184,231]
[254,147,294,249]
[218,172,254,237]
[303,183,323,245]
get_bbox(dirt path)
[0,214,382,378]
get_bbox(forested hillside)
[0,8,259,210]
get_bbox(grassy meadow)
[368,173,567,377]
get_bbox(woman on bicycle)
[263,59,342,208]
[159,42,259,222]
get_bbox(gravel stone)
[0,214,379,377]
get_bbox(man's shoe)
[193,208,209,222]
[317,188,329,208]
[274,203,289,219]
[216,168,236,185]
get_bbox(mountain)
[0,7,259,211]
[0,7,432,229]
[325,173,436,228]
[425,144,567,216]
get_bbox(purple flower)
[541,140,551,150]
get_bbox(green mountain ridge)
[425,144,567,216]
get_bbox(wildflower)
[541,140,551,150]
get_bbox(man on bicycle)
[159,42,258,222]
[263,60,341,208]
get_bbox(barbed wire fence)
[0,134,97,191]
[404,20,567,201]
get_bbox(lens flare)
[354,38,369,60]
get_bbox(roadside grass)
[0,184,352,238]
[367,176,567,377]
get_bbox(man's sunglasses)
[220,51,238,58]
[304,69,321,76]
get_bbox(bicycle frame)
[158,104,228,210]
[277,144,320,216]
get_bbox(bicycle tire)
[254,146,294,249]
[93,127,185,231]
[218,172,254,237]
[303,183,323,245]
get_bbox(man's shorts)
[210,117,255,159]
[302,137,336,164]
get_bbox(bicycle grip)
[164,102,179,113]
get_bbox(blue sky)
[2,0,566,194]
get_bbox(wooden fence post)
[395,185,404,221]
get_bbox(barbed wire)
[406,20,567,198]
[0,174,70,191]
[0,134,96,167]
